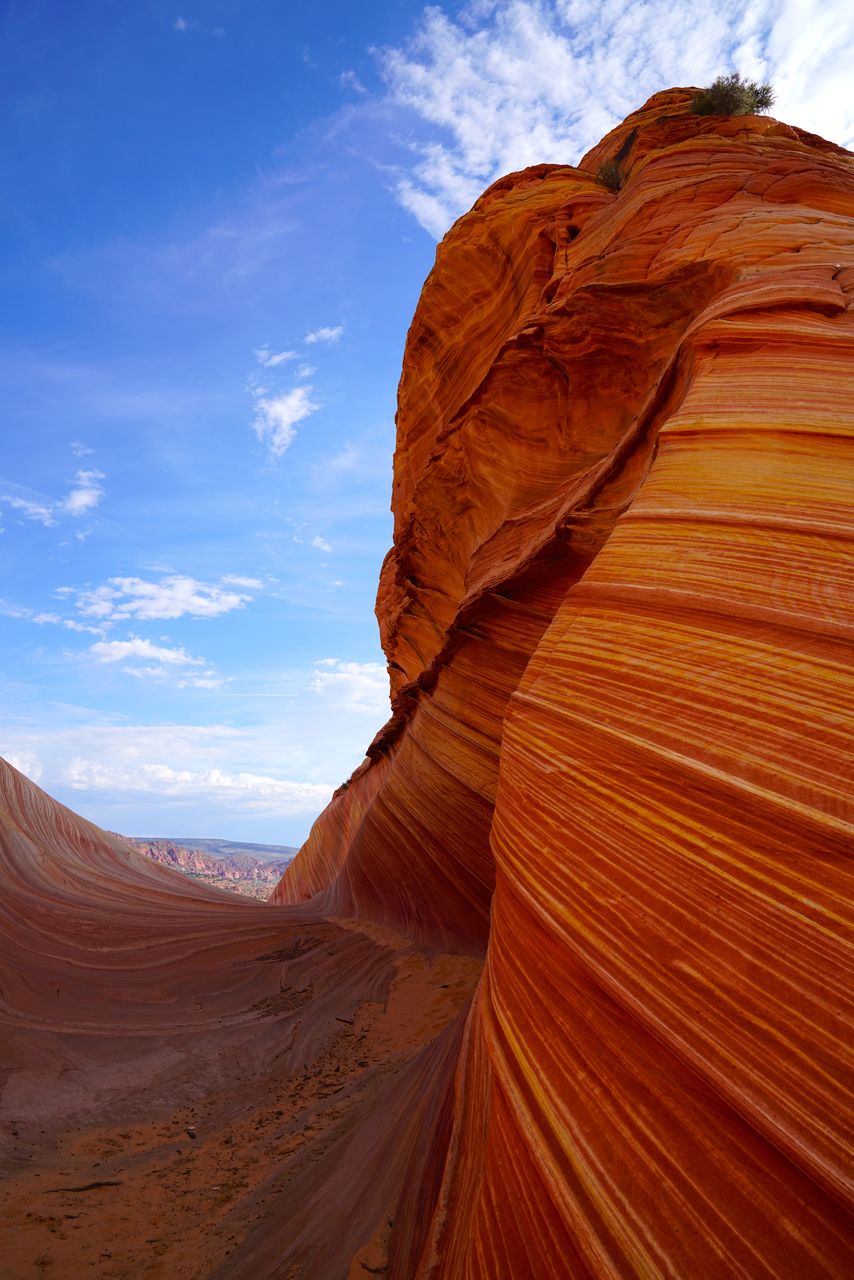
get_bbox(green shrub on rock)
[691,73,775,116]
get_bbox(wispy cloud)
[120,665,176,679]
[178,671,226,690]
[221,574,264,589]
[67,573,258,623]
[70,441,93,457]
[0,493,56,526]
[173,15,223,37]
[304,325,344,345]
[379,0,854,237]
[116,665,225,689]
[309,425,395,494]
[0,597,105,635]
[33,610,104,635]
[90,637,205,667]
[252,385,319,457]
[310,535,332,552]
[1,467,105,527]
[89,637,228,688]
[1,751,43,783]
[58,468,105,517]
[255,344,298,367]
[340,69,368,94]
[63,758,333,815]
[311,658,389,715]
[1,660,386,835]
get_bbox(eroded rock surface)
[2,89,853,1278]
[275,88,854,1277]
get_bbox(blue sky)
[2,1,851,844]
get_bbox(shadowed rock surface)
[2,89,853,1277]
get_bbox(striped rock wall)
[2,88,851,1279]
[275,88,854,1276]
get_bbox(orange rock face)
[2,89,853,1278]
[276,88,854,1275]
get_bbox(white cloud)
[328,443,362,475]
[0,675,384,837]
[59,468,105,517]
[379,0,854,237]
[0,600,32,621]
[304,325,344,345]
[253,385,318,456]
[3,717,339,791]
[326,438,392,482]
[63,758,333,815]
[1,469,104,526]
[177,670,227,690]
[90,638,205,667]
[0,598,104,635]
[340,69,367,94]
[255,344,298,367]
[108,660,226,688]
[70,441,93,457]
[173,15,223,38]
[72,574,257,622]
[309,427,395,495]
[221,574,264,589]
[1,750,43,783]
[311,658,389,715]
[0,494,56,526]
[32,611,104,636]
[310,535,332,553]
[296,363,317,379]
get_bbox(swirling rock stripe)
[421,202,854,1275]
[3,87,853,1278]
[279,89,853,1276]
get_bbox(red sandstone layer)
[2,89,853,1278]
[276,87,854,1277]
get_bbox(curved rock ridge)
[274,87,854,1276]
[1,88,852,1279]
[0,755,480,1277]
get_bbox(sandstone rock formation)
[0,756,479,1277]
[274,87,854,1276]
[2,89,853,1277]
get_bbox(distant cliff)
[127,838,295,900]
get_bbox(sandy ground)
[1,921,481,1279]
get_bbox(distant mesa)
[127,837,297,899]
[129,836,299,862]
[1,88,852,1278]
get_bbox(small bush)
[691,73,775,117]
[597,158,623,191]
